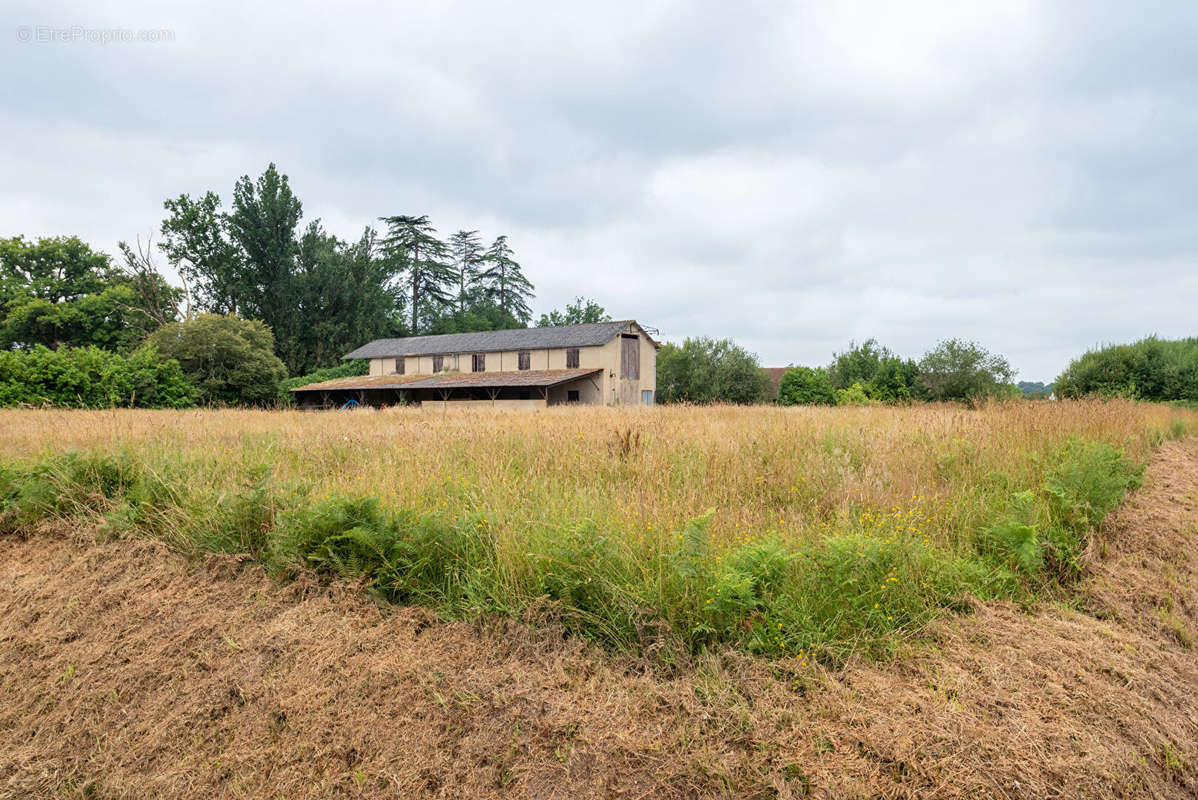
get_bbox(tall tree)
[479,235,534,324]
[379,215,453,334]
[159,191,244,314]
[289,223,404,370]
[226,163,303,332]
[117,238,189,326]
[447,230,484,315]
[0,235,113,303]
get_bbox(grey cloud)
[2,0,1196,383]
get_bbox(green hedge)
[1056,337,1198,401]
[277,359,369,404]
[0,345,198,408]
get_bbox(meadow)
[1,400,1193,664]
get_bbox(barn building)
[290,320,659,409]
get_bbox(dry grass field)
[0,400,1193,660]
[0,400,1197,798]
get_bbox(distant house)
[762,367,792,403]
[291,320,660,409]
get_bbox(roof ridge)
[342,320,644,360]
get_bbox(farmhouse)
[291,320,659,409]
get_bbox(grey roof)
[403,368,601,390]
[343,320,651,359]
[290,369,601,393]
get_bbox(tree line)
[656,336,1019,406]
[159,163,536,375]
[776,338,1016,406]
[0,164,610,406]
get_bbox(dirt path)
[1,440,1196,799]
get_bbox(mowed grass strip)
[1,400,1193,663]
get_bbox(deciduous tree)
[537,296,610,327]
[918,339,1014,402]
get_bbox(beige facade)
[421,398,549,411]
[365,321,657,406]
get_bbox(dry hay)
[0,441,1196,799]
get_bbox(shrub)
[778,367,835,406]
[828,339,923,402]
[143,314,287,406]
[834,382,875,406]
[278,359,369,405]
[1044,438,1143,539]
[0,345,197,408]
[979,490,1043,575]
[1056,337,1198,402]
[656,337,771,404]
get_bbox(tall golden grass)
[0,399,1189,546]
[1,399,1193,659]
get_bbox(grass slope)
[0,437,1195,798]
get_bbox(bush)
[835,382,875,406]
[828,339,923,402]
[1056,337,1198,402]
[143,313,287,406]
[976,440,1144,585]
[0,345,197,408]
[777,367,836,406]
[1043,438,1144,536]
[278,359,369,404]
[657,337,771,404]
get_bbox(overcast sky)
[3,1,1196,381]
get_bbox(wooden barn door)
[619,334,639,405]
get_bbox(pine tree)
[379,215,453,334]
[479,235,534,324]
[447,230,484,315]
